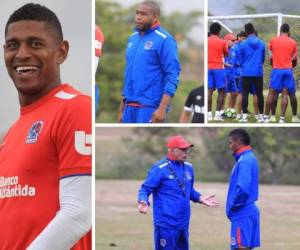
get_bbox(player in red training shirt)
[0,3,91,250]
[208,22,228,121]
[264,23,299,123]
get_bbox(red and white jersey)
[0,84,91,250]
[95,25,104,57]
[269,34,298,68]
[208,35,228,69]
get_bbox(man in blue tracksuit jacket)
[227,129,260,250]
[239,23,265,122]
[138,135,219,250]
[118,1,181,123]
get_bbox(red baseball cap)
[224,33,236,41]
[166,135,193,149]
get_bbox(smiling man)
[118,0,181,123]
[138,135,219,250]
[0,3,91,250]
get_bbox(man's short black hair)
[5,3,63,41]
[245,23,255,35]
[237,31,247,38]
[210,22,221,35]
[229,129,250,145]
[141,0,160,17]
[280,23,290,33]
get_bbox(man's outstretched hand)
[200,195,220,208]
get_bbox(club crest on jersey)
[231,237,236,245]
[144,41,153,49]
[26,120,44,144]
[160,238,167,247]
[185,171,192,180]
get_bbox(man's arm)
[138,165,162,214]
[152,94,171,123]
[118,98,125,123]
[27,176,91,250]
[190,167,219,207]
[154,36,180,123]
[230,162,252,210]
[262,42,266,64]
[179,110,192,123]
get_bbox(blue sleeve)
[159,37,181,97]
[189,168,201,203]
[261,42,266,63]
[138,165,162,205]
[234,46,241,67]
[231,161,252,209]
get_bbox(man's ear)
[56,40,69,64]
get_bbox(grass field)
[209,90,300,123]
[96,180,300,250]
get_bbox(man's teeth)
[16,66,37,73]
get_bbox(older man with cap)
[138,135,219,250]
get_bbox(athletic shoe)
[291,116,300,123]
[208,112,213,121]
[278,117,285,123]
[257,114,264,123]
[235,114,242,120]
[270,115,277,122]
[238,117,248,122]
[214,116,224,122]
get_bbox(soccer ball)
[225,108,237,119]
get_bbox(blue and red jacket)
[138,157,201,230]
[123,23,181,108]
[239,34,265,77]
[226,146,260,221]
[225,47,236,80]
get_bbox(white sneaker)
[278,117,285,123]
[208,112,213,121]
[270,115,277,122]
[257,114,264,123]
[238,117,248,122]
[291,116,300,123]
[214,116,224,122]
[235,114,242,120]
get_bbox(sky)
[0,0,92,134]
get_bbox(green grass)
[95,180,300,250]
[210,90,300,123]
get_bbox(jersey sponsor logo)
[185,171,192,180]
[0,176,36,199]
[144,41,153,50]
[75,131,92,155]
[160,238,167,247]
[26,120,44,144]
[128,42,133,48]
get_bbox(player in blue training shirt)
[118,1,180,123]
[239,23,265,122]
[227,129,260,250]
[224,33,238,115]
[138,135,219,250]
